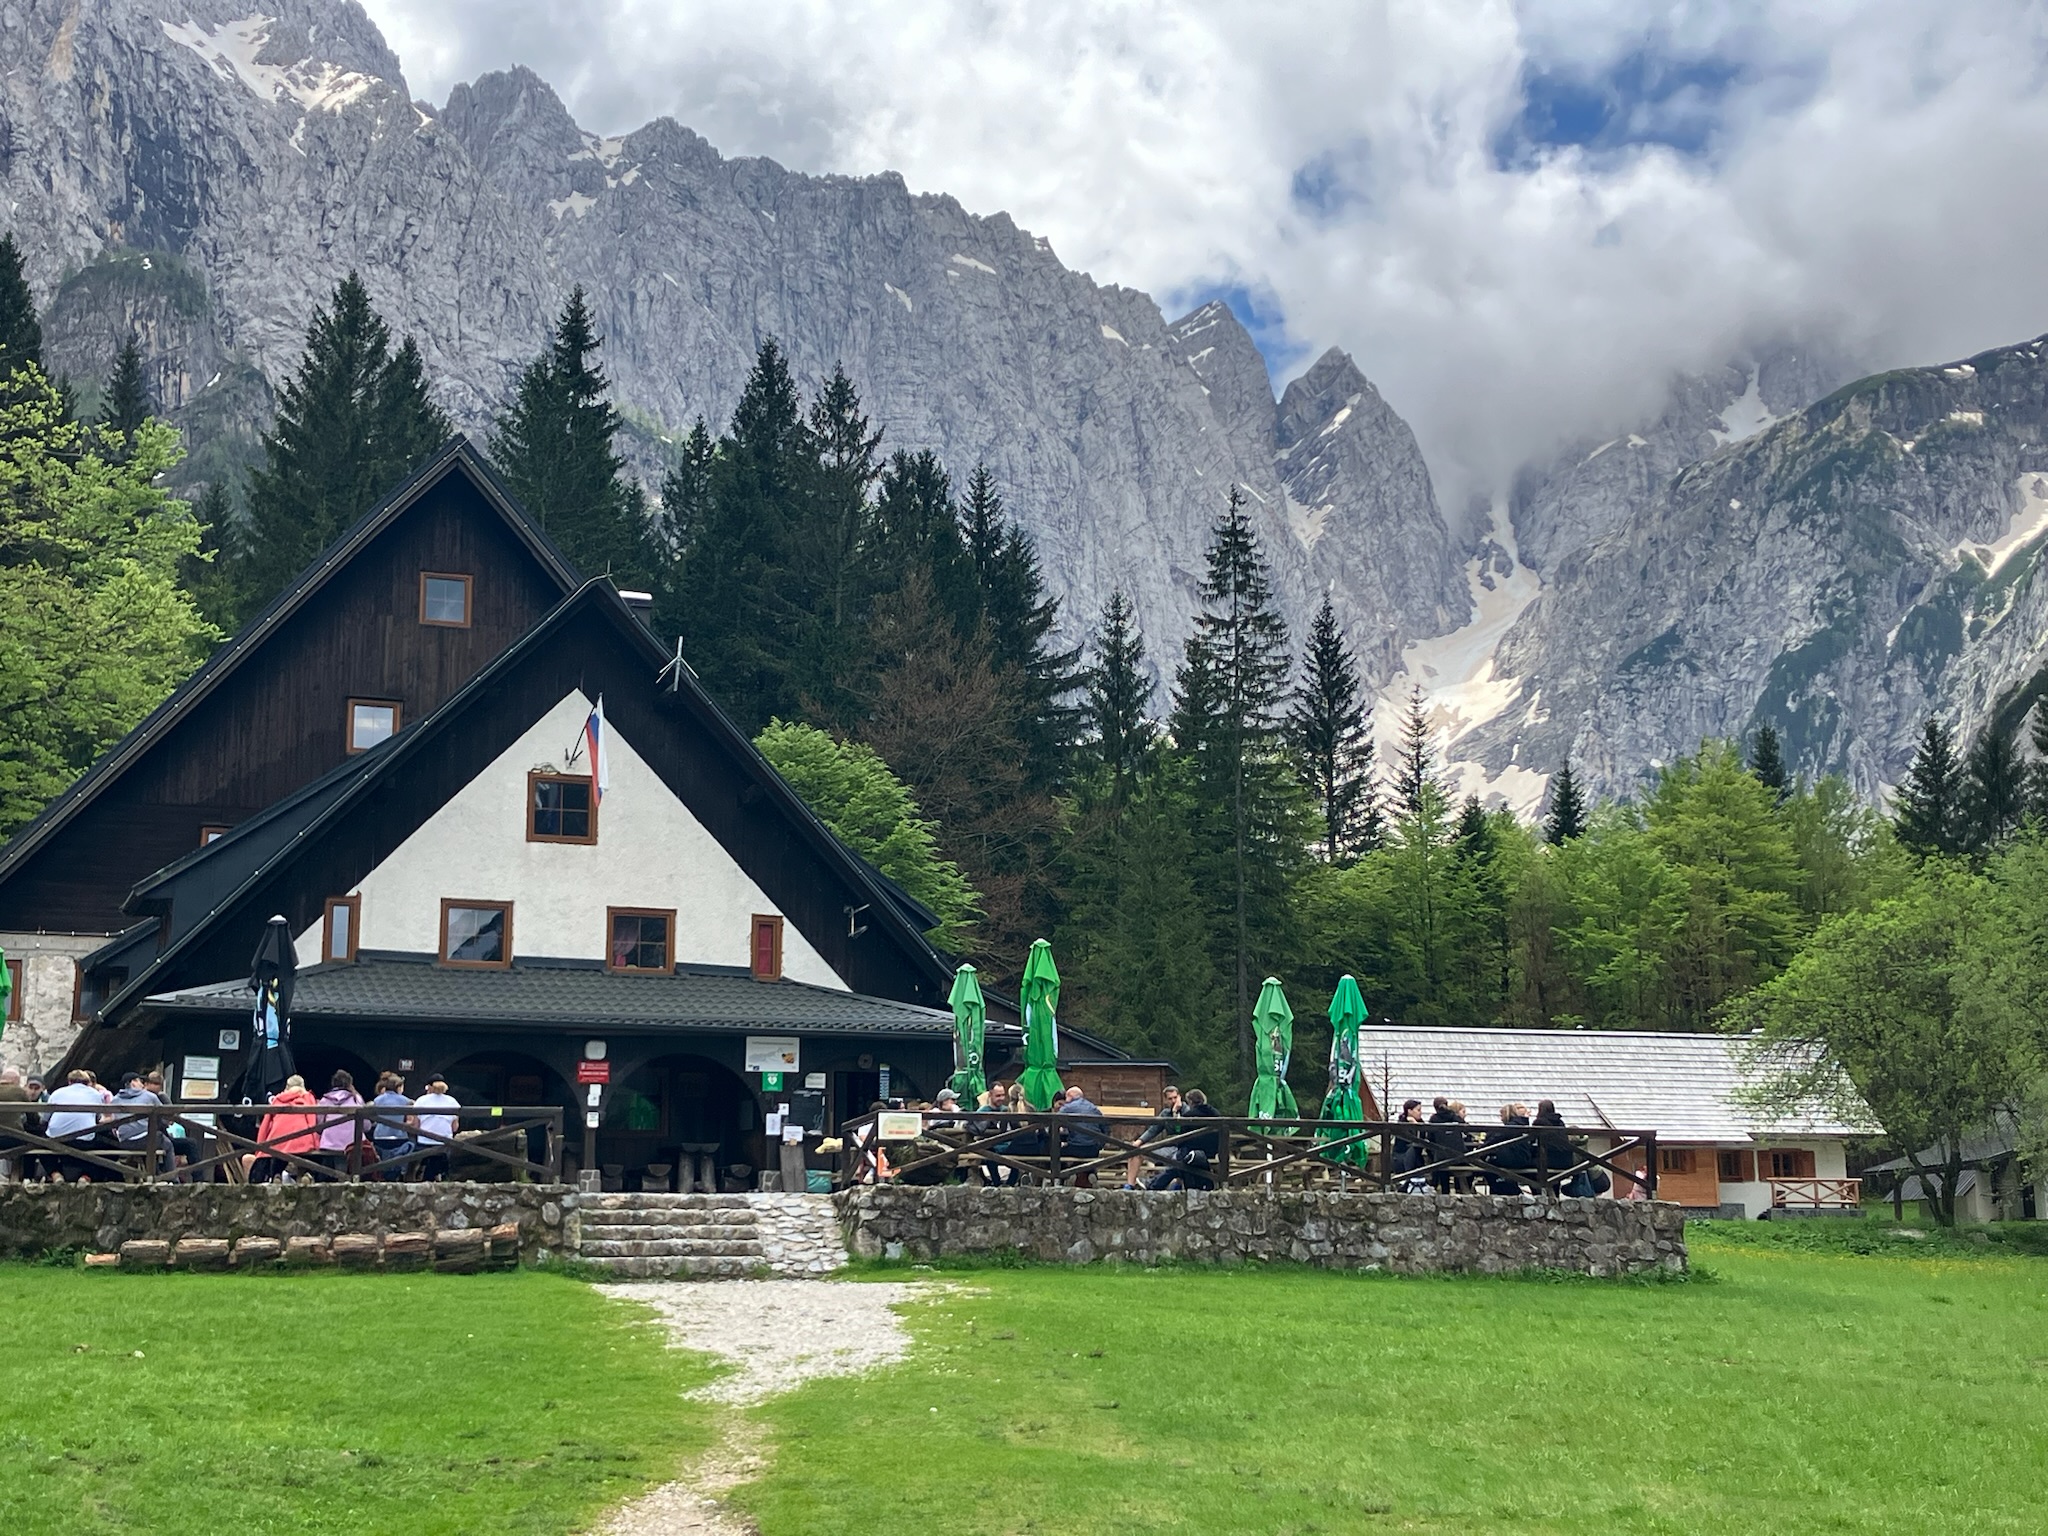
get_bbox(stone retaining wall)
[0,1183,578,1266]
[835,1187,1687,1276]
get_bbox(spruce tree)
[98,334,150,441]
[1391,685,1442,816]
[788,365,885,719]
[491,286,651,586]
[1545,759,1588,844]
[1170,485,1299,1074]
[1749,722,1788,803]
[1963,721,2027,851]
[1080,589,1155,807]
[1287,594,1375,862]
[872,449,975,629]
[238,273,449,616]
[1894,718,1965,857]
[0,233,40,372]
[180,481,243,632]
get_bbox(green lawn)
[739,1231,2048,1536]
[0,1268,711,1536]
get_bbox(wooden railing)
[1768,1176,1860,1210]
[834,1111,1658,1199]
[0,1102,563,1184]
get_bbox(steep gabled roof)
[0,438,579,904]
[88,577,960,1028]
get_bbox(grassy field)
[0,1268,710,1536]
[738,1228,2048,1536]
[4,1228,2044,1535]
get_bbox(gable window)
[199,824,230,846]
[440,900,512,968]
[528,772,596,844]
[420,572,473,628]
[347,699,400,753]
[4,958,20,1023]
[323,895,361,964]
[608,907,674,973]
[750,914,785,982]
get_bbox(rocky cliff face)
[4,0,1466,688]
[1465,339,2048,800]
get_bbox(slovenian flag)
[583,695,610,803]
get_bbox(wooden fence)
[834,1110,1658,1199]
[0,1102,563,1184]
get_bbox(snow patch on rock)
[161,16,378,114]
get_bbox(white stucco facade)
[1717,1139,1852,1219]
[292,691,844,988]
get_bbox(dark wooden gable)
[0,441,579,933]
[88,582,954,1046]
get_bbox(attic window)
[347,699,400,753]
[440,900,512,968]
[528,772,596,844]
[199,824,230,846]
[323,895,361,964]
[420,572,473,627]
[750,914,784,982]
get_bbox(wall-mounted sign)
[584,1110,601,1129]
[761,1070,784,1092]
[744,1035,800,1073]
[575,1060,611,1085]
[584,1039,608,1061]
[585,1083,604,1108]
[803,1072,826,1090]
[182,1055,219,1082]
[183,1078,219,1101]
[215,1030,240,1051]
[877,1112,923,1141]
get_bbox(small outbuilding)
[1355,1024,1879,1216]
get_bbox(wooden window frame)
[322,895,361,964]
[4,958,20,1023]
[1659,1147,1697,1176]
[1764,1147,1815,1180]
[607,906,676,975]
[346,698,402,755]
[70,961,84,1022]
[526,771,598,845]
[199,824,230,846]
[419,571,474,629]
[438,898,514,970]
[750,914,785,982]
[1717,1149,1755,1183]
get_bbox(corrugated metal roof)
[144,953,964,1038]
[1355,1024,1878,1142]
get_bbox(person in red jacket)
[247,1075,319,1183]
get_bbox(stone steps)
[574,1192,847,1279]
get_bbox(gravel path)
[589,1280,928,1535]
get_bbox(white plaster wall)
[0,933,105,1077]
[293,691,844,988]
[1721,1140,1854,1218]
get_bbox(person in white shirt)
[44,1070,108,1181]
[412,1076,461,1181]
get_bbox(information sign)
[575,1060,611,1085]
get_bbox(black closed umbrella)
[237,915,299,1104]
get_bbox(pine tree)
[1079,589,1155,807]
[237,273,449,617]
[1963,721,2027,851]
[1391,685,1442,816]
[1288,595,1376,862]
[0,233,40,373]
[1171,485,1300,1075]
[1544,759,1588,844]
[98,334,151,446]
[959,464,1082,791]
[1894,718,1965,857]
[1749,722,1788,803]
[491,286,651,585]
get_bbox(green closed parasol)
[1246,976,1299,1132]
[1016,939,1065,1110]
[1317,974,1371,1166]
[946,963,988,1104]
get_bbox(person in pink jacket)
[246,1076,319,1182]
[313,1069,365,1175]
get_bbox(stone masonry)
[575,1192,849,1279]
[836,1187,1687,1276]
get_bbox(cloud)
[358,0,2048,505]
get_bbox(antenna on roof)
[656,637,689,694]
